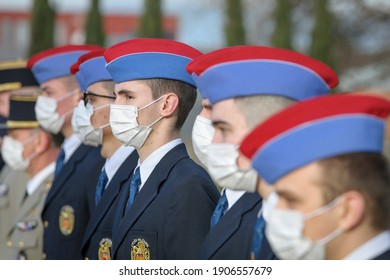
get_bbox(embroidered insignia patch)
[59,205,75,236]
[98,238,112,260]
[16,220,38,231]
[131,238,150,260]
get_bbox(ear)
[159,93,179,118]
[34,130,50,155]
[338,190,366,232]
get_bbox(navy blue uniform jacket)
[373,248,390,259]
[81,151,139,259]
[41,144,104,259]
[112,143,220,260]
[196,192,275,260]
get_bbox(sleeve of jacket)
[163,168,219,259]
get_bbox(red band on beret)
[104,38,202,63]
[240,94,390,159]
[186,45,339,88]
[27,44,102,69]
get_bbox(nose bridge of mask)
[303,196,342,221]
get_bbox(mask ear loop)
[138,95,167,128]
[56,89,81,118]
[316,228,343,246]
[138,94,167,111]
[94,103,112,111]
[22,130,42,163]
[91,103,112,129]
[146,116,163,128]
[304,197,343,220]
[56,88,80,102]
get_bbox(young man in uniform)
[186,45,339,259]
[104,38,220,260]
[70,49,138,260]
[240,94,390,259]
[27,45,105,259]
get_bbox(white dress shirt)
[344,230,390,260]
[62,134,83,163]
[225,188,245,211]
[104,145,135,188]
[26,162,55,196]
[137,139,182,191]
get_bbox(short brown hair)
[141,79,197,129]
[234,95,296,130]
[318,153,390,230]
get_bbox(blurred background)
[0,0,389,151]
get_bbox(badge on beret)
[98,238,112,260]
[59,205,75,236]
[0,184,9,197]
[16,220,38,231]
[131,238,150,260]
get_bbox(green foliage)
[225,0,246,46]
[271,0,292,49]
[138,0,163,38]
[85,0,105,46]
[309,0,335,70]
[28,0,55,56]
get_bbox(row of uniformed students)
[0,39,389,260]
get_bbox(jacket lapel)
[43,145,92,209]
[81,151,139,248]
[112,144,188,256]
[199,192,261,259]
[9,173,53,236]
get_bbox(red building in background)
[0,10,177,59]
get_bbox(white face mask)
[191,115,215,166]
[109,96,165,149]
[206,143,258,192]
[265,197,343,260]
[35,90,77,134]
[1,134,38,171]
[76,101,111,147]
[71,101,82,139]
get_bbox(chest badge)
[98,238,112,260]
[131,238,150,260]
[59,205,75,236]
